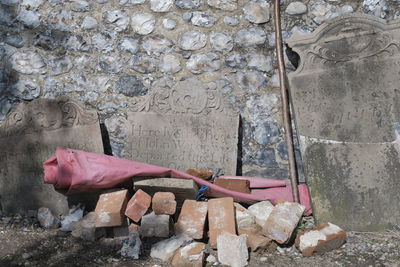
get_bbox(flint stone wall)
[0,0,399,178]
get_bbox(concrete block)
[234,203,255,228]
[217,233,248,267]
[262,201,305,244]
[139,211,170,238]
[72,212,105,241]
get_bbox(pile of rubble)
[34,173,347,267]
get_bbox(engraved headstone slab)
[126,78,239,175]
[288,15,400,231]
[0,97,104,216]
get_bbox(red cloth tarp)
[44,147,312,215]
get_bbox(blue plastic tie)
[195,168,223,201]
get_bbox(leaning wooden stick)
[273,0,300,203]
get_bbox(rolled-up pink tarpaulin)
[44,147,312,215]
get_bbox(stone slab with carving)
[288,14,400,231]
[126,78,239,175]
[0,97,104,216]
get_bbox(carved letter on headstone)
[126,78,239,175]
[0,97,104,216]
[288,15,400,231]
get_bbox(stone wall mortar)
[1,0,398,180]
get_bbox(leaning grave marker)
[288,14,400,231]
[126,78,239,175]
[0,97,104,216]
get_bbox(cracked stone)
[207,0,237,11]
[104,10,129,32]
[81,16,98,29]
[210,31,233,52]
[236,71,265,91]
[131,13,156,35]
[223,16,239,26]
[226,54,247,68]
[235,27,266,47]
[243,0,270,24]
[91,33,114,52]
[175,0,202,9]
[189,11,216,27]
[21,0,44,9]
[48,10,73,32]
[187,52,221,74]
[71,0,92,12]
[142,35,173,56]
[63,34,89,51]
[17,8,41,28]
[178,30,207,50]
[160,54,181,73]
[246,52,272,72]
[119,0,145,5]
[118,36,140,54]
[116,75,148,97]
[285,1,307,15]
[150,0,174,12]
[49,56,73,75]
[129,55,158,73]
[11,51,47,75]
[4,34,24,48]
[98,55,123,73]
[254,118,280,145]
[11,78,41,100]
[162,18,176,30]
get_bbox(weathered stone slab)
[288,14,400,231]
[0,97,103,216]
[126,78,239,175]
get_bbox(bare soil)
[0,217,399,267]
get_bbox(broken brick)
[217,233,248,267]
[186,169,213,180]
[175,200,207,239]
[235,203,256,228]
[208,197,236,248]
[296,222,347,257]
[150,234,193,262]
[238,227,273,252]
[140,212,170,238]
[171,242,206,267]
[262,201,305,244]
[214,178,251,194]
[247,200,274,227]
[152,192,177,215]
[95,189,128,227]
[124,189,151,222]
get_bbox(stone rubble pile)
[29,171,347,266]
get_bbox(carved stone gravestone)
[0,97,104,216]
[288,14,400,231]
[126,78,239,175]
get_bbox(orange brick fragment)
[95,189,128,227]
[186,169,213,180]
[208,197,236,248]
[214,178,251,194]
[152,192,177,215]
[175,200,208,239]
[125,189,152,222]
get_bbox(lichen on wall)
[0,0,397,179]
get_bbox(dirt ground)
[1,216,399,267]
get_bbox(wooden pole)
[273,0,300,203]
